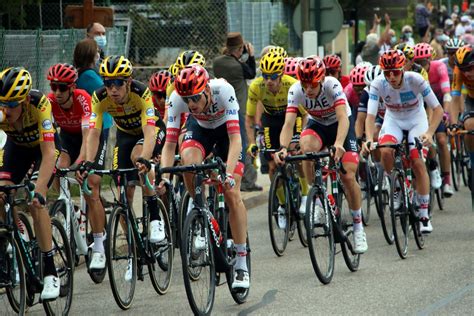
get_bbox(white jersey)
[367,71,440,120]
[166,79,240,142]
[287,76,351,126]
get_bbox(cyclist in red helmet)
[323,54,350,88]
[157,64,251,290]
[149,70,172,120]
[275,56,368,254]
[344,64,370,115]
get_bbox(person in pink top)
[414,43,454,197]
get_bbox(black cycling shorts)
[60,130,107,168]
[261,112,302,161]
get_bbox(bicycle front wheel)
[43,217,74,316]
[390,171,409,259]
[106,206,137,310]
[337,187,360,272]
[181,209,215,316]
[268,172,290,256]
[305,187,334,284]
[5,236,27,315]
[148,198,174,295]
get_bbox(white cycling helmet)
[364,65,383,86]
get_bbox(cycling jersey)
[247,75,306,116]
[368,71,440,120]
[166,78,241,143]
[89,80,156,136]
[358,87,385,120]
[287,76,352,126]
[343,83,360,113]
[0,90,56,147]
[48,89,91,134]
[427,60,450,99]
[451,66,474,98]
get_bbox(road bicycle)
[157,157,251,316]
[83,167,173,310]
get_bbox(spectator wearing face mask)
[401,25,415,46]
[430,28,449,59]
[86,22,107,62]
[444,19,455,37]
[455,15,471,37]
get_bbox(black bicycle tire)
[361,161,371,226]
[337,185,360,272]
[390,171,409,259]
[450,145,459,191]
[5,235,27,315]
[268,172,290,256]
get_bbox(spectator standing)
[86,22,107,61]
[213,32,261,192]
[415,0,431,39]
[430,28,449,59]
[361,14,392,64]
[401,25,416,46]
[455,15,471,37]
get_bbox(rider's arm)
[450,66,464,125]
[77,90,92,163]
[160,91,183,177]
[420,79,444,135]
[86,91,103,161]
[355,90,369,138]
[334,105,349,148]
[280,112,297,149]
[224,85,243,175]
[365,81,382,143]
[139,88,159,160]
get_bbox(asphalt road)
[1,184,473,315]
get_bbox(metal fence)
[0,28,127,92]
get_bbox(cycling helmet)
[260,52,285,74]
[0,67,32,102]
[414,43,433,60]
[445,37,466,52]
[350,65,369,86]
[268,46,288,59]
[175,50,206,69]
[99,55,133,77]
[47,63,78,84]
[454,45,474,69]
[149,70,172,93]
[174,65,209,97]
[296,56,325,85]
[394,43,415,60]
[379,50,406,70]
[284,57,299,77]
[364,65,383,86]
[168,63,180,77]
[323,54,341,69]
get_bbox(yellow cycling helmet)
[168,63,180,77]
[175,50,206,69]
[99,55,133,78]
[394,43,415,61]
[260,52,285,74]
[0,67,32,102]
[268,46,288,59]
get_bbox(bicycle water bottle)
[210,216,223,244]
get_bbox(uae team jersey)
[287,76,351,126]
[0,90,55,147]
[368,71,440,119]
[166,79,241,143]
[48,89,91,134]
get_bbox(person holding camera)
[213,32,261,192]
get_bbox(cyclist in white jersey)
[363,50,443,233]
[156,65,250,289]
[275,56,368,254]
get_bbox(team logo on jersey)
[399,91,416,103]
[146,108,154,117]
[42,119,52,130]
[228,96,235,103]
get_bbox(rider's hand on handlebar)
[155,178,169,196]
[247,144,259,158]
[330,144,346,163]
[361,141,372,156]
[223,173,236,190]
[135,157,151,174]
[273,147,287,165]
[420,132,434,147]
[75,161,94,185]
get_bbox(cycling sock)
[417,194,430,218]
[145,195,161,222]
[351,209,363,232]
[93,232,105,253]
[234,243,248,272]
[42,249,58,277]
[441,172,451,185]
[276,185,285,205]
[299,176,309,196]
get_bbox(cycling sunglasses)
[50,83,71,92]
[152,91,167,100]
[262,73,280,81]
[0,100,20,108]
[182,92,203,104]
[104,78,127,88]
[301,80,319,89]
[383,68,403,77]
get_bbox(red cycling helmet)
[350,65,369,86]
[47,63,78,84]
[149,70,172,92]
[284,57,299,77]
[296,56,325,86]
[323,54,341,69]
[414,43,433,60]
[379,50,406,70]
[174,64,209,96]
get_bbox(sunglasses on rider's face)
[262,73,280,81]
[383,69,403,78]
[104,78,127,88]
[181,92,203,104]
[50,83,71,92]
[152,91,167,100]
[0,100,20,108]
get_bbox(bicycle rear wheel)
[390,171,409,259]
[181,209,215,316]
[106,206,137,310]
[305,187,334,285]
[43,217,74,316]
[148,198,174,295]
[16,211,34,307]
[268,172,290,256]
[5,236,27,315]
